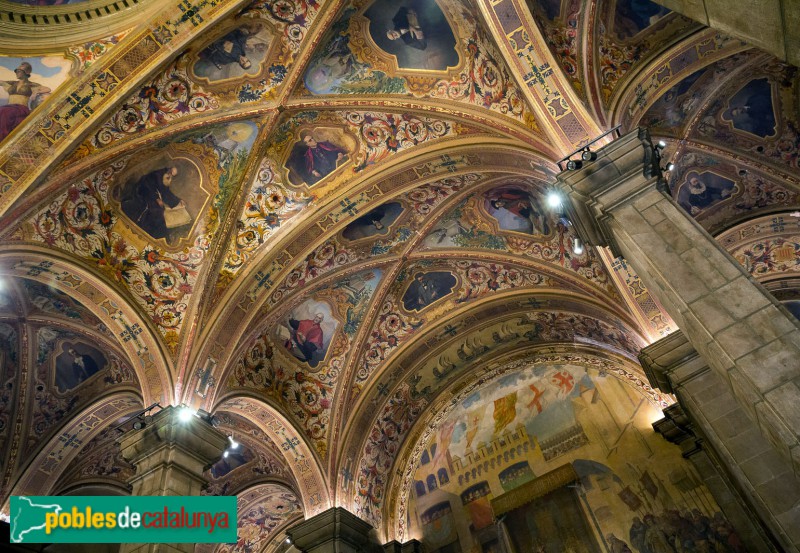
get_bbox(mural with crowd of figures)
[407,363,743,553]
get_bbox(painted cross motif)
[551,370,575,395]
[527,384,544,413]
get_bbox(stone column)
[558,128,800,476]
[643,331,798,551]
[118,406,228,553]
[286,507,383,553]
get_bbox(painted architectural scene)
[407,364,740,553]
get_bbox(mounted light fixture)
[565,159,583,171]
[581,149,597,161]
[572,237,584,255]
[228,436,240,449]
[178,405,196,423]
[546,191,563,209]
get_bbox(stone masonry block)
[727,368,763,421]
[640,204,666,226]
[717,277,772,320]
[716,322,767,360]
[764,382,800,436]
[737,343,800,393]
[723,427,770,463]
[756,471,800,516]
[680,248,728,291]
[755,402,797,457]
[740,450,795,487]
[689,295,736,335]
[745,305,796,343]
[652,218,693,254]
[632,187,664,212]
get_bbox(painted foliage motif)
[405,364,741,553]
[220,484,302,553]
[0,56,71,143]
[364,0,459,71]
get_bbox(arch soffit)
[0,246,175,405]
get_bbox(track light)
[581,150,597,161]
[566,159,582,171]
[666,162,675,171]
[132,419,146,430]
[657,140,666,149]
[573,238,584,255]
[223,451,229,459]
[285,537,292,544]
[228,436,239,449]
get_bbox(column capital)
[287,507,379,553]
[118,405,228,470]
[639,330,707,394]
[557,127,662,256]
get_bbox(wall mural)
[364,0,458,71]
[24,326,137,470]
[203,412,291,497]
[298,0,533,128]
[342,201,405,241]
[0,323,18,442]
[717,214,800,282]
[277,299,339,368]
[0,56,72,143]
[596,0,697,105]
[22,279,111,337]
[403,363,740,553]
[227,269,384,457]
[219,483,302,553]
[191,22,274,85]
[213,109,470,290]
[69,0,323,160]
[55,423,135,494]
[666,149,800,233]
[524,0,584,101]
[420,187,616,296]
[23,120,259,348]
[692,61,799,171]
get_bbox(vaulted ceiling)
[0,0,797,548]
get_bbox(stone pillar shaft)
[117,406,228,553]
[644,332,799,551]
[559,128,800,476]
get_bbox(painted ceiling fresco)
[1,0,799,548]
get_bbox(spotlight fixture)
[657,140,667,149]
[178,405,195,423]
[666,162,675,171]
[223,451,229,459]
[132,419,146,430]
[566,159,583,171]
[228,436,240,450]
[285,537,292,544]
[546,191,562,209]
[580,150,597,162]
[572,238,584,255]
